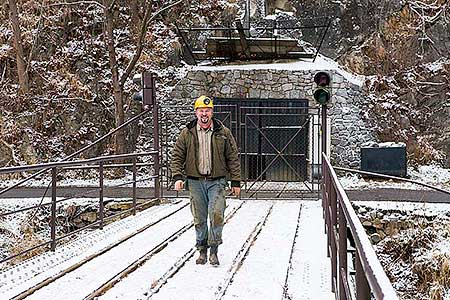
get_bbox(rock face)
[263,0,450,166]
[355,204,450,300]
[291,1,449,70]
[0,140,14,167]
[364,61,450,166]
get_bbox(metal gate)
[215,98,321,199]
[160,99,322,199]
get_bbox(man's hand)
[231,187,241,197]
[174,180,184,191]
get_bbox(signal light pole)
[313,71,331,158]
[133,72,160,199]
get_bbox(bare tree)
[102,0,182,154]
[8,0,29,93]
[103,0,126,155]
[129,0,141,36]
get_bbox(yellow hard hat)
[194,95,214,110]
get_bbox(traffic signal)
[132,72,156,106]
[132,74,143,102]
[313,72,331,105]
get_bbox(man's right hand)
[174,180,184,191]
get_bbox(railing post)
[322,157,327,235]
[325,167,330,251]
[152,105,160,199]
[321,105,328,157]
[132,157,137,215]
[331,185,337,292]
[99,161,104,229]
[338,199,348,300]
[356,250,370,300]
[143,72,160,200]
[50,167,57,251]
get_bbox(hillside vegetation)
[0,0,449,167]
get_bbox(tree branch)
[25,4,45,75]
[47,1,105,9]
[119,0,183,87]
[107,0,116,11]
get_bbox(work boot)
[209,246,220,266]
[196,249,207,265]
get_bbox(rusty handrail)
[322,153,399,300]
[0,72,162,265]
[0,151,159,264]
[0,152,157,174]
[0,109,151,197]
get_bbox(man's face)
[195,107,213,125]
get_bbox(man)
[171,95,241,266]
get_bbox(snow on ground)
[339,164,450,191]
[356,200,450,300]
[285,201,334,300]
[148,201,274,300]
[22,203,193,300]
[222,202,300,300]
[353,200,450,217]
[0,200,335,300]
[0,173,156,189]
[0,199,189,299]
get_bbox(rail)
[0,72,161,265]
[334,166,450,197]
[0,108,152,198]
[0,152,159,264]
[321,153,399,300]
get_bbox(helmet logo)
[194,95,213,109]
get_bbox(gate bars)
[322,153,399,300]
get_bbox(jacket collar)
[187,117,223,132]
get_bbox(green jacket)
[170,118,241,187]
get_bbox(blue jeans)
[187,177,227,250]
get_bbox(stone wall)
[168,65,376,168]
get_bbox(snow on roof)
[193,54,365,86]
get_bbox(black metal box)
[360,147,407,177]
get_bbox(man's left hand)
[231,187,241,197]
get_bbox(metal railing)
[176,18,330,64]
[0,72,162,265]
[322,153,399,300]
[0,151,158,264]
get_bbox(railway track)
[142,201,245,299]
[88,201,245,299]
[213,203,274,300]
[7,200,190,300]
[3,200,327,300]
[282,203,304,299]
[8,200,244,300]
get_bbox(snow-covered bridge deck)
[0,199,334,300]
